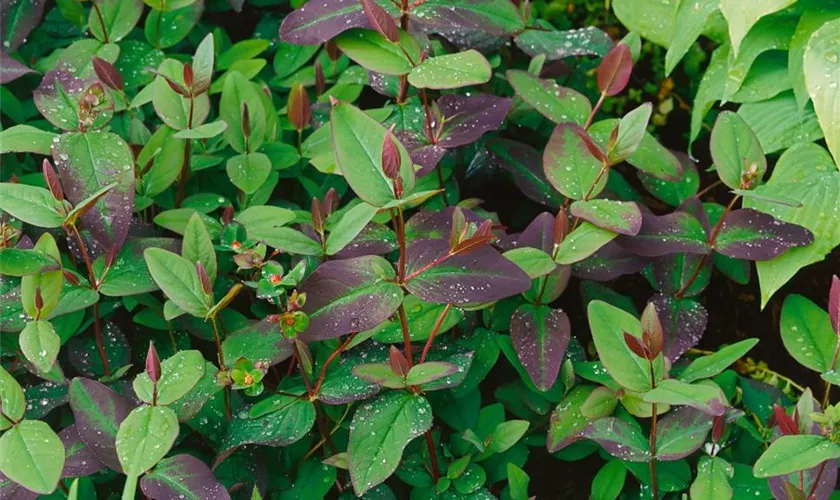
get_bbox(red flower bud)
[288,83,311,132]
[382,125,401,181]
[146,341,162,383]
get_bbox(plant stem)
[419,304,452,363]
[121,474,139,500]
[313,333,357,395]
[584,92,606,130]
[391,207,414,366]
[210,316,231,422]
[175,97,195,208]
[91,0,109,43]
[648,362,659,500]
[398,304,413,367]
[822,343,840,408]
[806,461,827,499]
[424,430,440,482]
[93,302,111,376]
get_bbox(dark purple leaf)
[486,138,563,207]
[831,275,839,335]
[0,50,34,84]
[361,0,399,42]
[572,241,645,281]
[394,130,447,177]
[0,469,38,500]
[510,304,570,391]
[280,0,397,45]
[583,417,651,462]
[436,94,510,148]
[654,406,713,461]
[615,208,709,257]
[645,253,711,298]
[678,197,712,236]
[514,26,614,61]
[67,322,131,377]
[597,43,632,96]
[221,317,294,368]
[140,454,231,500]
[714,209,814,261]
[768,461,837,500]
[570,200,642,235]
[404,238,531,305]
[411,0,524,37]
[334,222,398,259]
[33,67,90,131]
[650,294,708,362]
[60,425,107,478]
[514,212,554,253]
[300,255,402,340]
[53,132,135,255]
[92,57,123,91]
[0,0,45,52]
[68,377,136,472]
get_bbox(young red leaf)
[241,103,251,139]
[711,414,725,443]
[382,126,401,180]
[326,40,341,61]
[42,158,63,201]
[196,261,213,295]
[389,346,410,377]
[830,275,840,335]
[146,341,161,383]
[597,43,632,97]
[323,188,339,216]
[311,196,325,235]
[315,61,326,96]
[183,62,194,90]
[288,83,311,132]
[34,287,44,312]
[361,0,399,43]
[450,208,467,249]
[640,302,663,359]
[772,404,798,436]
[92,57,124,91]
[623,331,651,360]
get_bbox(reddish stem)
[419,304,453,363]
[313,333,357,395]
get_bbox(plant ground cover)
[1,0,840,498]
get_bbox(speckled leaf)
[94,238,179,296]
[571,200,642,235]
[804,18,840,166]
[279,0,398,45]
[368,295,463,343]
[0,420,64,494]
[300,255,401,341]
[678,338,759,383]
[486,138,563,207]
[60,425,106,478]
[437,94,510,147]
[140,454,231,500]
[714,209,813,260]
[116,405,179,477]
[411,0,524,37]
[648,294,708,362]
[222,318,293,368]
[34,68,107,132]
[754,435,840,478]
[710,111,766,190]
[220,397,315,454]
[515,26,613,60]
[638,153,699,207]
[408,50,491,89]
[0,0,45,52]
[555,222,618,265]
[589,119,683,182]
[655,406,714,461]
[348,391,432,495]
[543,122,606,200]
[510,304,570,391]
[404,238,531,306]
[67,323,130,378]
[616,209,708,257]
[133,350,205,405]
[573,242,646,281]
[69,377,135,471]
[780,294,838,373]
[583,417,651,462]
[644,379,727,416]
[546,385,596,451]
[19,320,60,373]
[507,70,591,125]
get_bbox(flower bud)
[146,341,161,384]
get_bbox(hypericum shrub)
[0,0,839,498]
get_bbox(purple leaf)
[410,0,525,37]
[0,0,46,52]
[654,406,713,461]
[831,275,840,335]
[67,322,131,377]
[53,132,135,255]
[645,253,711,298]
[140,454,231,500]
[570,200,642,235]
[510,304,570,391]
[68,378,136,472]
[486,138,563,207]
[597,43,633,96]
[404,238,531,305]
[0,469,38,500]
[615,208,709,257]
[436,94,510,148]
[33,67,90,131]
[60,425,107,478]
[650,294,707,362]
[279,0,396,45]
[334,222,398,259]
[768,462,837,500]
[583,417,651,462]
[300,255,402,340]
[515,26,614,61]
[714,208,814,261]
[572,242,645,281]
[515,212,554,253]
[0,50,34,84]
[395,130,447,176]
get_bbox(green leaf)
[257,227,323,256]
[643,379,727,415]
[0,125,57,155]
[608,103,652,164]
[678,338,758,383]
[144,1,202,48]
[95,237,179,296]
[191,32,214,93]
[133,350,206,405]
[0,420,64,494]
[220,395,314,452]
[0,248,56,276]
[737,91,823,155]
[555,222,618,265]
[754,435,840,478]
[804,17,840,166]
[0,366,26,428]
[547,385,596,451]
[152,59,210,130]
[226,152,272,195]
[21,234,63,318]
[690,44,729,147]
[330,101,415,207]
[612,0,679,47]
[405,361,458,386]
[408,50,492,89]
[720,0,796,56]
[780,294,838,373]
[664,0,719,76]
[591,459,626,500]
[352,363,406,389]
[218,39,269,70]
[485,420,529,455]
[570,200,642,236]
[710,111,765,190]
[348,391,432,495]
[326,202,379,255]
[173,120,227,139]
[790,6,840,111]
[503,247,556,279]
[182,214,216,283]
[220,71,266,154]
[587,300,664,392]
[506,70,591,125]
[222,318,293,369]
[335,29,418,76]
[143,248,209,317]
[0,183,65,228]
[116,405,179,477]
[507,463,530,500]
[235,205,296,241]
[19,320,60,373]
[691,456,734,500]
[89,0,143,42]
[544,123,606,200]
[722,15,796,101]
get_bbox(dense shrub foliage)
[0,0,839,498]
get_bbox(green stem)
[121,474,139,500]
[648,362,659,500]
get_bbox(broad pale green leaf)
[780,294,838,373]
[555,222,618,265]
[665,0,719,75]
[0,125,57,154]
[235,205,296,241]
[226,152,272,195]
[335,29,418,76]
[678,338,758,383]
[804,18,840,166]
[116,405,179,476]
[173,120,228,139]
[612,0,679,47]
[348,391,432,495]
[0,248,56,276]
[330,101,414,207]
[591,459,626,500]
[257,227,323,256]
[506,70,591,125]
[218,39,269,70]
[722,14,796,101]
[182,214,216,282]
[745,143,840,306]
[790,6,840,111]
[609,103,652,164]
[19,320,60,373]
[133,350,206,405]
[143,248,209,317]
[0,183,65,228]
[408,50,492,89]
[754,435,840,478]
[220,71,265,153]
[326,202,379,255]
[643,379,727,415]
[0,420,65,494]
[710,111,765,190]
[738,91,823,154]
[690,456,734,499]
[0,366,26,429]
[503,247,557,279]
[587,300,664,392]
[720,0,796,56]
[690,44,729,147]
